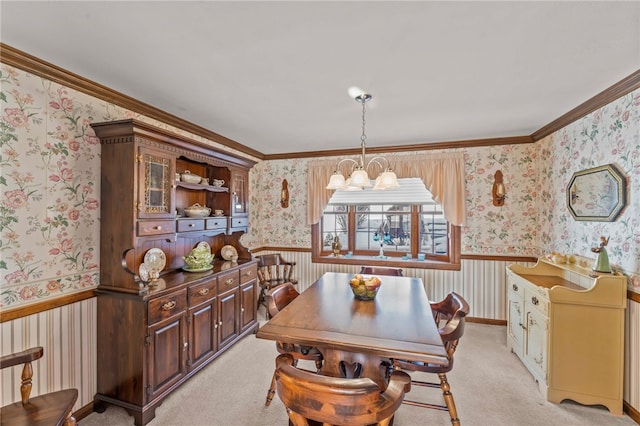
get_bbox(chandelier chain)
[360,98,367,145]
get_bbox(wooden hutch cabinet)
[506,257,627,415]
[92,119,258,426]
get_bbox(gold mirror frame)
[567,163,627,222]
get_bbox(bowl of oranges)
[349,274,382,300]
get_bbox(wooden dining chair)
[264,282,323,407]
[257,253,298,317]
[275,353,411,426]
[0,346,78,426]
[392,292,469,426]
[359,266,404,276]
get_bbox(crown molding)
[531,69,640,141]
[0,43,264,160]
[3,43,638,160]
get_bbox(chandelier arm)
[334,158,360,173]
[365,156,393,172]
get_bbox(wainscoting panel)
[0,298,97,412]
[625,299,640,412]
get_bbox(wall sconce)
[280,179,289,208]
[492,170,505,206]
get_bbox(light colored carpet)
[81,309,636,425]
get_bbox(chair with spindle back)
[0,346,78,426]
[392,292,470,425]
[256,253,298,317]
[275,353,411,426]
[264,282,323,407]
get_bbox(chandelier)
[326,92,399,191]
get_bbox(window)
[313,198,460,270]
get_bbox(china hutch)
[92,119,258,426]
[506,257,627,415]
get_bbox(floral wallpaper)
[2,60,638,309]
[0,63,256,309]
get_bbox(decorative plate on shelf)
[143,248,166,274]
[221,245,238,261]
[138,263,150,283]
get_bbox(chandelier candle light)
[326,92,399,191]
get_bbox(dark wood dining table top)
[256,272,447,366]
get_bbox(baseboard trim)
[467,317,507,326]
[73,401,95,422]
[624,401,640,424]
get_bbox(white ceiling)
[2,1,639,156]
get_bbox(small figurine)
[332,236,342,257]
[591,236,612,274]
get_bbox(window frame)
[311,205,461,271]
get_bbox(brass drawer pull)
[531,296,539,305]
[198,288,210,296]
[226,278,234,285]
[244,271,253,276]
[162,301,177,311]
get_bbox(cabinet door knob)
[531,296,539,305]
[162,300,177,311]
[155,225,162,230]
[512,284,518,291]
[189,223,194,227]
[198,288,209,296]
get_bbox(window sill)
[312,254,461,271]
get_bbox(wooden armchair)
[264,282,323,406]
[0,346,78,426]
[275,353,411,426]
[257,253,298,317]
[392,292,470,425]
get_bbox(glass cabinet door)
[138,147,175,218]
[230,170,247,216]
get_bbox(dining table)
[256,271,448,388]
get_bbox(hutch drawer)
[218,270,240,293]
[229,217,248,228]
[148,290,187,324]
[239,263,257,284]
[138,220,175,236]
[188,279,217,307]
[177,219,205,233]
[205,217,226,230]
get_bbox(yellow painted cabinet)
[506,257,626,415]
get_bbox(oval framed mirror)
[567,163,627,221]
